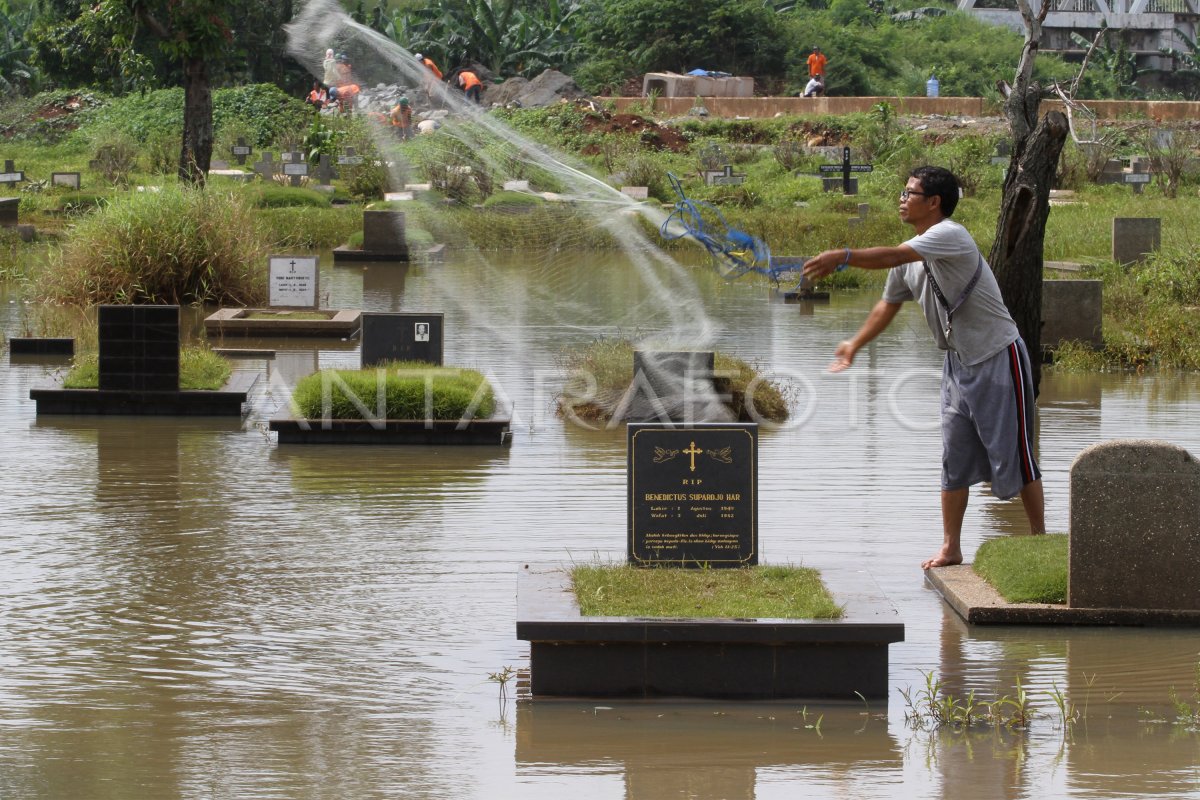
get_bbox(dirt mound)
[579,110,690,153]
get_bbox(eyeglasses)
[900,189,933,200]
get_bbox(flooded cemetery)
[1,1,1200,798]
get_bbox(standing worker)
[457,68,483,104]
[390,96,413,140]
[415,52,443,106]
[322,48,339,89]
[801,166,1045,571]
[807,46,827,80]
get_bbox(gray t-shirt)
[883,218,1019,366]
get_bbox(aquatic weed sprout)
[285,1,786,424]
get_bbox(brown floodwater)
[1,252,1198,800]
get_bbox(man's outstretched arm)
[803,244,921,281]
[829,300,903,372]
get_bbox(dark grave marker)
[361,312,444,367]
[282,151,308,186]
[51,172,81,189]
[626,350,716,423]
[0,197,19,227]
[268,255,320,309]
[253,152,275,182]
[316,154,337,185]
[819,146,872,195]
[0,159,24,187]
[627,422,758,567]
[703,165,746,187]
[98,305,180,392]
[231,138,252,165]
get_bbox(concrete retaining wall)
[604,96,1200,121]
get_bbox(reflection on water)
[3,254,1200,799]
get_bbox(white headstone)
[503,180,530,191]
[268,255,320,308]
[620,186,649,200]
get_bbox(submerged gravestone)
[1112,217,1160,266]
[360,312,444,367]
[1042,279,1103,349]
[98,305,180,391]
[627,422,758,566]
[624,350,720,423]
[1069,440,1200,610]
[363,210,408,257]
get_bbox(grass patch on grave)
[62,347,232,390]
[557,337,790,423]
[243,185,331,209]
[571,563,844,619]
[973,534,1068,604]
[290,362,495,420]
[258,205,360,250]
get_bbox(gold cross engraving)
[683,441,703,472]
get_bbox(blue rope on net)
[658,173,844,291]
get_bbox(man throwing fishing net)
[803,166,1045,569]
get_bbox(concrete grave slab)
[1112,217,1160,265]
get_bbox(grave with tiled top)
[31,305,255,416]
[204,255,361,337]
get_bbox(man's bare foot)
[922,548,963,569]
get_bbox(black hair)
[910,166,959,217]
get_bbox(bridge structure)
[958,0,1198,71]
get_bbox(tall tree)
[989,0,1068,394]
[100,0,234,184]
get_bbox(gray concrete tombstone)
[253,152,275,181]
[620,186,649,200]
[51,172,81,189]
[1042,279,1103,349]
[1112,217,1160,266]
[1069,440,1200,610]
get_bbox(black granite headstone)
[627,422,758,567]
[361,312,444,367]
[98,305,180,391]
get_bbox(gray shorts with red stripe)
[940,338,1041,500]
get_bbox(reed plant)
[290,362,495,420]
[571,563,843,619]
[39,186,269,306]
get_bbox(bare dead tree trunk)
[179,55,212,186]
[988,0,1069,395]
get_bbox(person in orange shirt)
[390,96,413,139]
[457,69,482,104]
[807,46,827,79]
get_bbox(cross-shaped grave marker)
[337,146,363,166]
[819,146,873,195]
[0,159,25,188]
[282,151,309,186]
[316,154,337,186]
[231,137,253,166]
[253,152,276,182]
[704,164,746,187]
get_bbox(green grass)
[290,361,495,420]
[973,534,1068,604]
[37,185,269,307]
[571,564,843,619]
[63,347,232,390]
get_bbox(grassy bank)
[571,563,843,619]
[973,534,1068,604]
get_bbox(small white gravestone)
[620,186,649,200]
[51,172,81,189]
[503,180,530,192]
[268,255,320,309]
